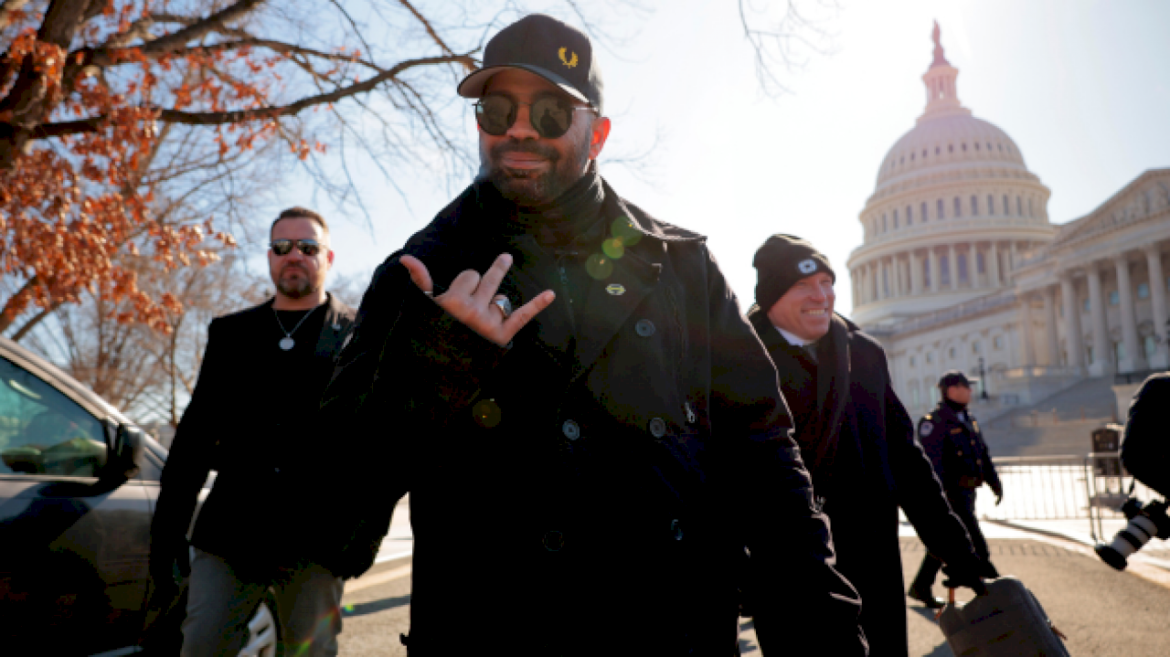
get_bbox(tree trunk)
[0,0,95,172]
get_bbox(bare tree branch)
[31,52,476,137]
[398,0,457,57]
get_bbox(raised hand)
[400,253,555,347]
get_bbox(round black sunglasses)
[474,94,596,139]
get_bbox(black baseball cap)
[938,371,971,389]
[457,14,604,113]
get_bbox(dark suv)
[0,336,276,656]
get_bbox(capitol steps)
[981,377,1118,458]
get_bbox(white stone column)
[1087,264,1111,376]
[975,246,985,289]
[1060,273,1085,369]
[1020,295,1037,365]
[910,250,923,295]
[1043,286,1060,366]
[1144,246,1169,368]
[931,248,942,293]
[948,244,959,290]
[1114,255,1143,372]
[989,242,1001,287]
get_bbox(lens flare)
[610,217,642,247]
[586,253,614,280]
[472,398,502,428]
[602,237,625,259]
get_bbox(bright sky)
[309,0,1170,316]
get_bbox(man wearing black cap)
[746,234,990,656]
[320,15,865,656]
[909,371,1004,604]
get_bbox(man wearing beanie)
[747,234,991,657]
[910,371,1004,603]
[320,16,865,655]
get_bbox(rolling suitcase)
[937,576,1069,656]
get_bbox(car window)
[0,356,107,477]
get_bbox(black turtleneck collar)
[475,161,606,249]
[943,398,968,414]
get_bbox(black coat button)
[543,530,565,552]
[648,417,667,438]
[563,420,581,440]
[635,319,656,337]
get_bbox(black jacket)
[747,309,981,657]
[1121,373,1170,499]
[918,402,1002,495]
[151,294,355,576]
[320,178,866,656]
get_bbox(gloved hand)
[991,483,1004,506]
[941,561,988,596]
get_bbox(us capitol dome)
[847,23,1055,327]
[842,22,1170,415]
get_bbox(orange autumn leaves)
[0,1,293,335]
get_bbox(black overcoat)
[747,309,980,657]
[1121,373,1170,498]
[151,293,356,574]
[320,179,867,656]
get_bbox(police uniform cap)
[938,370,971,390]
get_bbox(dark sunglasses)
[474,94,596,139]
[269,239,322,257]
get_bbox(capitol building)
[846,25,1170,417]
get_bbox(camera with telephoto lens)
[1094,497,1170,570]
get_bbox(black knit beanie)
[753,234,836,312]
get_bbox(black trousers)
[912,487,997,589]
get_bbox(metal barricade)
[981,455,1087,522]
[1083,451,1161,543]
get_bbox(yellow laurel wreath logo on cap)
[558,47,579,68]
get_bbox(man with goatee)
[149,207,356,656]
[319,14,866,656]
[746,234,991,657]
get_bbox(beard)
[482,133,590,206]
[274,265,316,299]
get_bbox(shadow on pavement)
[343,594,411,619]
[908,605,952,656]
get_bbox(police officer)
[909,370,1003,607]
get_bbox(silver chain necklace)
[273,303,322,351]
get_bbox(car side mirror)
[105,423,144,480]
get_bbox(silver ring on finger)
[492,296,513,320]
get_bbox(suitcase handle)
[933,588,958,620]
